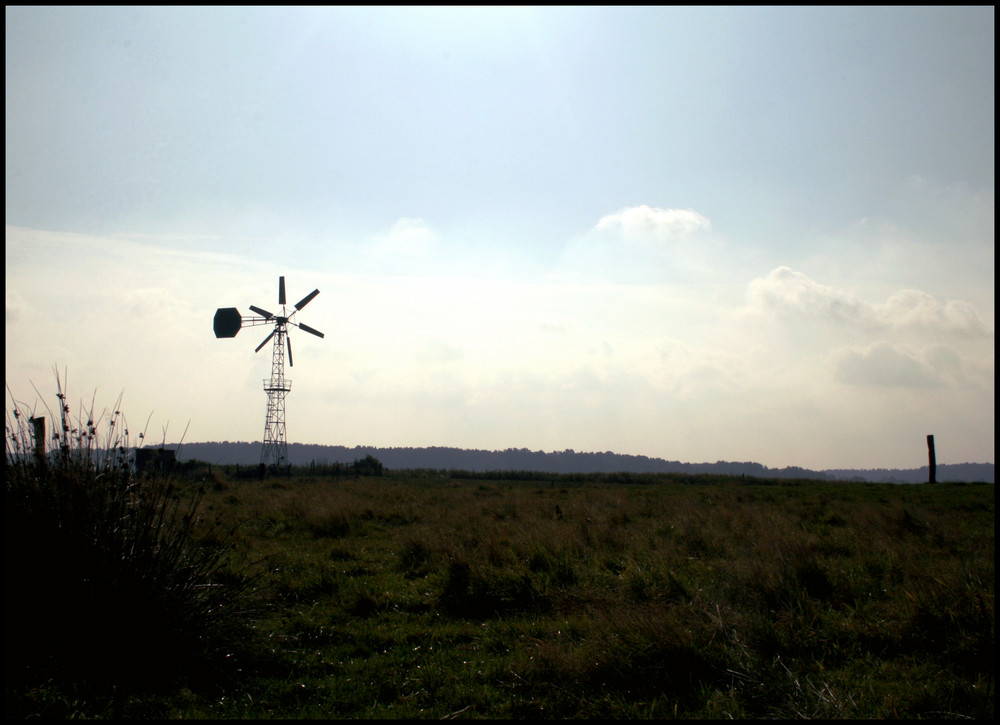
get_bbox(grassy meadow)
[6,447,993,719]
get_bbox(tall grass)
[187,472,992,719]
[4,373,261,718]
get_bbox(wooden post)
[926,434,936,483]
[30,416,46,466]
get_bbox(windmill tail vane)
[213,275,325,470]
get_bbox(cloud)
[383,217,437,257]
[595,205,711,242]
[556,205,715,283]
[747,266,876,327]
[830,341,987,389]
[833,342,942,388]
[922,343,968,384]
[345,217,442,277]
[876,289,987,336]
[749,266,990,337]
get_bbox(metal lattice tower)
[213,276,324,471]
[260,325,291,468]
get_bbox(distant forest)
[168,442,994,484]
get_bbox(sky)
[5,6,994,470]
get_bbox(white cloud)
[876,289,987,336]
[595,205,711,242]
[556,205,715,283]
[747,266,876,327]
[383,217,437,257]
[792,177,994,321]
[749,266,991,337]
[339,217,442,277]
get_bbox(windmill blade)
[297,322,325,338]
[255,329,276,353]
[286,335,293,367]
[294,288,320,311]
[249,304,274,320]
[279,276,286,306]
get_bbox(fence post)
[926,434,936,483]
[30,416,46,467]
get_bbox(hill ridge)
[166,442,994,483]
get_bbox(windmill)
[214,276,324,469]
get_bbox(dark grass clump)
[438,559,550,618]
[4,374,262,717]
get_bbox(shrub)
[4,375,260,705]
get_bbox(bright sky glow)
[6,6,994,469]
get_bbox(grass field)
[6,452,993,719]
